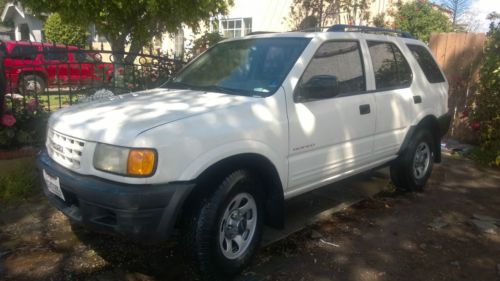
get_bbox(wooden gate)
[429,32,486,144]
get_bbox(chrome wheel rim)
[218,192,257,260]
[413,142,431,179]
[26,80,41,92]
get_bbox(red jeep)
[1,41,114,94]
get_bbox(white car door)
[285,39,376,197]
[364,39,416,159]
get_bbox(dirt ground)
[0,156,499,281]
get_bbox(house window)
[220,18,252,38]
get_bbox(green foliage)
[472,16,500,153]
[19,0,232,63]
[0,99,49,149]
[0,161,39,205]
[390,1,451,42]
[44,13,89,46]
[468,147,500,167]
[372,12,387,28]
[191,32,225,57]
[287,0,372,30]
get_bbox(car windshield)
[163,37,311,97]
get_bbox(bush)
[0,98,49,148]
[44,13,89,46]
[372,13,387,28]
[390,1,451,42]
[472,16,500,155]
[190,32,225,57]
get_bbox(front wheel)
[184,170,264,281]
[391,129,434,192]
[20,74,46,95]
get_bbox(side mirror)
[300,75,339,101]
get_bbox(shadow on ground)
[1,156,499,281]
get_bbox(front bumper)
[37,150,194,243]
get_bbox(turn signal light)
[127,149,156,176]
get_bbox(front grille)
[47,130,86,169]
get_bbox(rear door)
[43,46,70,87]
[71,50,95,86]
[365,40,415,159]
[286,40,376,196]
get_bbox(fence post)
[0,48,6,117]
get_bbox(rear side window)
[367,41,412,90]
[9,45,38,60]
[407,44,445,83]
[43,47,69,61]
[74,51,95,63]
[295,40,366,102]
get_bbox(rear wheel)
[184,170,264,281]
[20,74,46,95]
[390,129,434,192]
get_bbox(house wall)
[160,0,294,56]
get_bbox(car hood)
[49,88,253,146]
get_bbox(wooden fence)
[429,32,486,144]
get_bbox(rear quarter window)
[367,41,412,91]
[407,44,445,83]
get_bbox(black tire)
[390,129,435,192]
[184,170,264,281]
[20,74,46,95]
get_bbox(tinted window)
[407,44,445,83]
[9,45,38,60]
[43,47,68,61]
[295,41,365,102]
[367,41,412,90]
[74,51,95,63]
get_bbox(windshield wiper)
[162,81,194,90]
[163,82,254,97]
[199,85,251,96]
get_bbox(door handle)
[413,96,422,104]
[359,104,371,115]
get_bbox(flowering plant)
[0,97,49,148]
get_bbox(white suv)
[38,25,451,280]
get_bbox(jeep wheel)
[390,129,434,192]
[20,75,46,95]
[185,170,264,281]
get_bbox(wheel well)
[19,71,48,85]
[416,115,442,163]
[182,153,285,229]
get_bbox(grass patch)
[0,157,40,206]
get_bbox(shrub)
[190,32,225,57]
[44,13,89,46]
[390,1,451,42]
[372,13,387,28]
[0,98,49,148]
[472,16,500,155]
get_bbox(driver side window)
[295,41,366,103]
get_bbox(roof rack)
[246,31,276,36]
[327,24,414,39]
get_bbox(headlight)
[93,143,157,177]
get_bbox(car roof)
[2,40,80,49]
[222,27,426,47]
